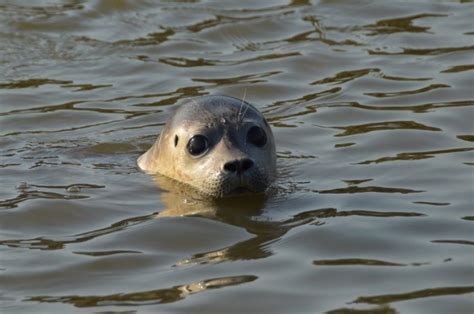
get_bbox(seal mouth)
[229,186,253,195]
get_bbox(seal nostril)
[224,158,254,174]
[241,158,254,172]
[224,161,238,173]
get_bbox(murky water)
[1,0,473,313]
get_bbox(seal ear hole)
[247,126,267,147]
[174,135,179,147]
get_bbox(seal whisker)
[237,89,247,125]
[240,98,250,126]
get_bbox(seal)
[138,95,276,197]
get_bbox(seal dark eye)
[247,126,267,147]
[187,135,209,157]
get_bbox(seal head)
[138,95,276,197]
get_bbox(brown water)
[1,0,473,313]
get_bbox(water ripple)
[333,120,441,137]
[350,100,473,113]
[368,45,474,56]
[0,213,154,250]
[159,51,300,67]
[363,13,448,35]
[354,286,474,305]
[358,147,474,164]
[26,275,257,307]
[0,181,104,208]
[365,84,450,98]
[313,258,425,267]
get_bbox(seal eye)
[187,135,209,157]
[247,126,267,147]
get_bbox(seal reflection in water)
[138,95,276,198]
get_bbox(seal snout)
[223,158,254,175]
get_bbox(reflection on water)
[328,286,474,313]
[354,286,474,306]
[28,275,258,307]
[0,0,473,313]
[0,212,155,250]
[0,183,104,209]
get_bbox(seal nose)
[223,158,254,174]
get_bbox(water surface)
[1,0,473,313]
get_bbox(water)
[1,0,473,313]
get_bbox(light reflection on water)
[0,0,473,313]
